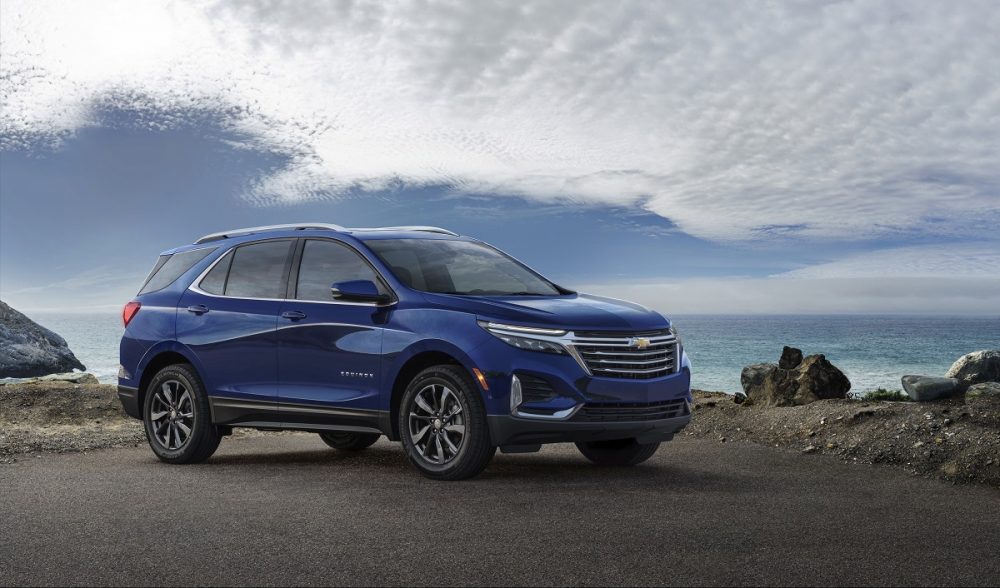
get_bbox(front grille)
[574,399,689,422]
[571,329,677,379]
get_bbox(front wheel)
[576,439,660,466]
[318,431,380,451]
[143,363,221,464]
[398,365,496,481]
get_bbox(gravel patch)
[687,390,1000,487]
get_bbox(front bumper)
[488,411,691,447]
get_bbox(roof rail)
[194,223,346,244]
[346,226,459,236]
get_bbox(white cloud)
[580,277,1000,316]
[2,0,999,241]
[776,243,1000,279]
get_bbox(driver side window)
[295,239,383,301]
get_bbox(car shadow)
[196,442,741,491]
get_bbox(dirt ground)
[0,381,280,462]
[687,390,1000,487]
[2,381,998,486]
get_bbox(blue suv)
[118,224,692,480]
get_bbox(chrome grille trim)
[588,357,673,366]
[582,349,672,357]
[588,365,674,375]
[569,329,678,379]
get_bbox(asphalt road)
[2,434,998,587]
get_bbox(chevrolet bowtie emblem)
[628,337,651,349]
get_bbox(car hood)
[419,292,670,332]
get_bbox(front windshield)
[364,238,562,296]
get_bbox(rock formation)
[0,301,86,378]
[741,347,851,406]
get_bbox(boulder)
[779,346,803,370]
[38,372,100,385]
[795,355,852,401]
[901,375,960,402]
[741,352,851,407]
[946,350,1000,390]
[741,363,797,406]
[0,372,100,386]
[0,301,86,378]
[965,382,1000,425]
[964,381,1000,408]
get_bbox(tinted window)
[224,240,292,299]
[296,239,382,301]
[138,247,215,295]
[198,251,231,295]
[364,239,560,296]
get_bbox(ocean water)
[16,312,1000,394]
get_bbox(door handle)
[186,305,209,315]
[281,310,307,321]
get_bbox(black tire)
[398,365,496,481]
[575,438,660,466]
[318,431,380,451]
[142,363,221,464]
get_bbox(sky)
[1,0,998,314]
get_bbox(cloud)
[776,243,1000,279]
[2,0,1000,241]
[580,277,1000,316]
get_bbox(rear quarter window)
[198,251,232,295]
[138,247,215,295]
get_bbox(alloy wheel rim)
[150,380,194,450]
[408,383,466,465]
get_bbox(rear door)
[177,239,295,426]
[277,238,391,431]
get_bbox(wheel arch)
[387,344,481,441]
[135,343,203,415]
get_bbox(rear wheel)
[398,365,496,481]
[143,363,221,464]
[318,431,380,451]
[576,438,660,466]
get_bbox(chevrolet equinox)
[117,223,692,480]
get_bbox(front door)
[277,238,390,431]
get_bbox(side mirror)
[331,280,391,304]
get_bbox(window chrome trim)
[187,243,397,308]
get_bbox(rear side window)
[223,240,293,299]
[295,239,384,301]
[198,251,232,295]
[138,247,215,295]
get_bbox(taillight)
[122,301,141,327]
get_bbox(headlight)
[477,320,568,355]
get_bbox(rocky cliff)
[0,301,86,378]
